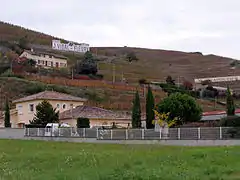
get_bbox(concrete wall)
[0,128,25,139]
[2,128,240,146]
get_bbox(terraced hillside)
[94,47,239,84]
[0,77,225,112]
[1,21,239,85]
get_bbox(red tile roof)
[60,105,139,120]
[12,91,87,103]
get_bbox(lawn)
[0,140,240,180]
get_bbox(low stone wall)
[1,128,240,146]
[23,137,240,146]
[0,128,25,139]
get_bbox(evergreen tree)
[4,99,11,128]
[226,86,235,116]
[30,100,59,126]
[146,86,155,129]
[132,91,141,128]
[77,51,98,75]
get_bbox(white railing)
[24,127,240,140]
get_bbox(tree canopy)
[4,99,11,127]
[132,91,142,128]
[30,100,59,126]
[166,76,175,85]
[146,86,155,129]
[156,93,202,125]
[76,51,98,75]
[226,86,235,116]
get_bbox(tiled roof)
[59,105,136,120]
[24,50,68,60]
[12,91,87,103]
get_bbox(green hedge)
[77,117,90,128]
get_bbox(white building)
[19,49,68,68]
[52,40,90,53]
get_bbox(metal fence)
[24,127,240,140]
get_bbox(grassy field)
[0,140,240,180]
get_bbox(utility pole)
[71,68,74,80]
[177,76,180,88]
[112,63,116,83]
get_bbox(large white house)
[52,39,90,53]
[19,49,68,68]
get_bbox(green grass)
[0,140,240,180]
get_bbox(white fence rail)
[24,127,240,140]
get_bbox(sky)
[1,0,240,59]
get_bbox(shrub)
[220,115,240,127]
[49,85,68,94]
[138,78,147,85]
[0,69,24,78]
[220,116,240,138]
[25,124,46,128]
[77,117,90,128]
[25,84,45,94]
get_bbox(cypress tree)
[4,99,11,128]
[132,91,141,128]
[226,86,235,116]
[146,86,155,129]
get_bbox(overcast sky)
[1,0,240,59]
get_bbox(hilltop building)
[19,49,68,68]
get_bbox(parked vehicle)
[45,123,70,136]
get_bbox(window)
[17,105,23,115]
[29,104,34,112]
[62,104,66,109]
[38,60,40,64]
[56,103,60,109]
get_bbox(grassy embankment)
[0,139,240,180]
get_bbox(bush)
[220,116,240,138]
[49,85,68,94]
[1,69,23,78]
[77,117,90,128]
[138,78,147,85]
[220,115,240,127]
[25,84,45,94]
[25,124,46,128]
[73,74,91,80]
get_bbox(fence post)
[110,129,113,140]
[142,129,144,140]
[24,128,26,136]
[177,128,181,140]
[70,128,73,137]
[159,128,162,140]
[83,128,86,138]
[198,127,201,140]
[96,128,99,139]
[27,128,30,136]
[37,128,40,136]
[58,128,61,137]
[125,129,128,140]
[219,127,222,140]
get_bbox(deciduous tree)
[157,93,202,125]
